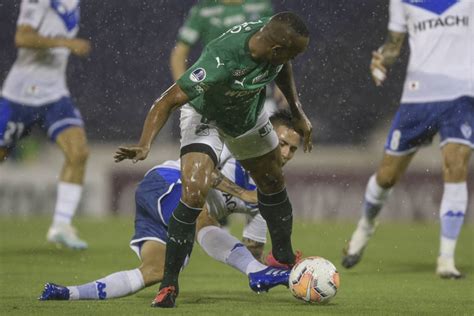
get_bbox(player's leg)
[156,152,214,295]
[43,97,89,249]
[46,126,89,249]
[153,106,223,307]
[239,147,297,266]
[196,208,267,275]
[342,102,436,268]
[436,96,473,278]
[39,240,164,301]
[242,213,267,262]
[196,208,289,292]
[341,152,414,269]
[0,148,9,162]
[436,143,471,278]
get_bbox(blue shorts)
[385,96,474,155]
[0,96,84,148]
[129,168,182,258]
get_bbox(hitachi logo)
[413,16,469,32]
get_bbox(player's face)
[275,124,301,166]
[269,36,309,65]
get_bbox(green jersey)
[178,0,273,47]
[177,18,283,137]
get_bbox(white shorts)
[180,104,279,162]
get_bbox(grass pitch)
[0,217,473,315]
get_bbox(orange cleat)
[265,250,303,269]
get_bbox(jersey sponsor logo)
[222,193,238,211]
[51,0,80,31]
[190,68,207,82]
[461,123,472,139]
[403,0,459,15]
[232,68,250,77]
[225,88,261,98]
[215,57,225,68]
[412,15,469,33]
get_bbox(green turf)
[0,217,473,315]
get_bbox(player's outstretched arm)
[210,169,257,204]
[275,62,313,152]
[371,31,405,86]
[114,84,189,163]
[15,25,91,57]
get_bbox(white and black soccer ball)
[289,256,340,304]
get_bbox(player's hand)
[241,190,258,204]
[67,38,91,57]
[370,50,387,86]
[114,145,149,163]
[292,106,313,153]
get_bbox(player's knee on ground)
[442,144,471,182]
[242,237,265,262]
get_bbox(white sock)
[68,269,145,300]
[52,182,83,226]
[197,226,266,275]
[362,174,392,225]
[439,182,467,259]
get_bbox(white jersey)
[1,0,80,106]
[389,0,474,103]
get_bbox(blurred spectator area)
[0,0,408,144]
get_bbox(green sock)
[160,201,200,292]
[258,188,296,264]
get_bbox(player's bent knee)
[139,264,164,286]
[65,145,89,165]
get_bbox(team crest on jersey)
[190,68,207,82]
[460,123,472,139]
[403,0,459,15]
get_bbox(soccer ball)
[289,256,340,304]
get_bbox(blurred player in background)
[39,110,301,301]
[342,0,473,278]
[115,12,311,307]
[170,0,273,81]
[171,0,287,114]
[0,0,90,249]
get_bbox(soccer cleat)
[341,219,376,269]
[39,283,70,301]
[150,286,178,308]
[436,257,464,279]
[248,267,290,293]
[47,224,88,250]
[265,250,303,269]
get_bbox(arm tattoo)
[381,31,405,67]
[211,169,246,197]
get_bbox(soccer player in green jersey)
[115,12,312,308]
[170,0,273,81]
